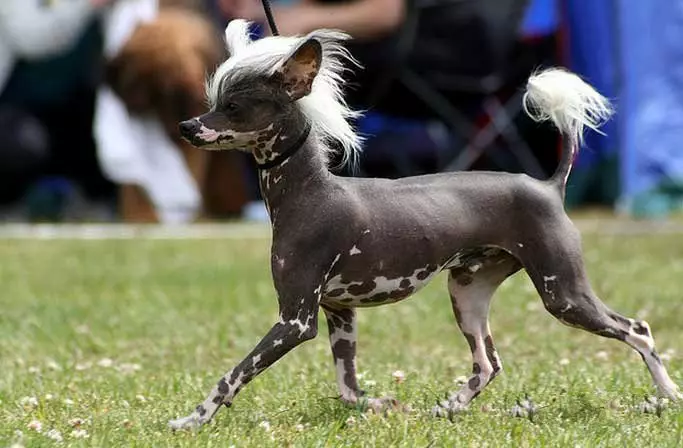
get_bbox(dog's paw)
[168,414,204,431]
[432,399,468,419]
[636,396,669,416]
[509,396,538,421]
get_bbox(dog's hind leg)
[322,305,401,412]
[521,218,681,401]
[433,255,520,417]
[169,305,319,430]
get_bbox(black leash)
[260,0,279,36]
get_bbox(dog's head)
[106,8,222,139]
[178,20,362,166]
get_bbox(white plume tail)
[522,67,613,186]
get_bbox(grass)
[1,227,682,447]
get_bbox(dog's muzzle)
[178,118,201,141]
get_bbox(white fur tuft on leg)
[523,67,613,147]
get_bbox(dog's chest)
[322,264,440,307]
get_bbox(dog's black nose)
[178,119,200,138]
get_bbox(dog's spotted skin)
[170,30,682,429]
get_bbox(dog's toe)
[168,414,202,431]
[432,399,468,419]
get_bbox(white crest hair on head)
[205,20,363,168]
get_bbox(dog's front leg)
[169,306,319,430]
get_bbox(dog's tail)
[522,67,613,189]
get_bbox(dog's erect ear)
[275,38,322,101]
[225,20,252,57]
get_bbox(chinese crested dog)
[170,20,681,429]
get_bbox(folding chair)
[357,0,554,179]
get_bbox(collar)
[256,122,312,170]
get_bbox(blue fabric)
[618,0,683,202]
[563,0,619,171]
[566,0,683,206]
[521,0,558,36]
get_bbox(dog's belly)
[322,265,439,308]
[320,246,518,308]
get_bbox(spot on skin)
[349,245,362,256]
[347,280,376,296]
[484,335,500,373]
[468,376,481,390]
[327,288,345,297]
[463,333,477,353]
[362,229,371,234]
[416,270,430,281]
[633,321,651,336]
[252,354,262,367]
[517,243,524,248]
[217,378,230,394]
[457,274,473,286]
[543,275,557,282]
[273,339,283,347]
[472,362,481,374]
[400,279,411,289]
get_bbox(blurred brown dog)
[106,6,249,222]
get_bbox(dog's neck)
[256,127,328,224]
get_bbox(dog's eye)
[224,102,239,113]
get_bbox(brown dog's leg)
[119,184,158,223]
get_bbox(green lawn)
[1,228,682,447]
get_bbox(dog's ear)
[275,38,322,101]
[225,19,252,57]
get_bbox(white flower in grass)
[63,398,74,406]
[345,416,357,426]
[74,324,90,335]
[295,423,305,432]
[661,348,675,361]
[45,394,54,401]
[391,370,405,384]
[117,363,141,374]
[20,396,39,408]
[70,429,89,439]
[595,351,609,361]
[75,362,91,371]
[135,394,147,403]
[46,429,63,442]
[46,359,62,371]
[27,420,42,432]
[559,358,570,366]
[28,366,40,374]
[68,418,86,428]
[259,420,271,431]
[97,358,114,368]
